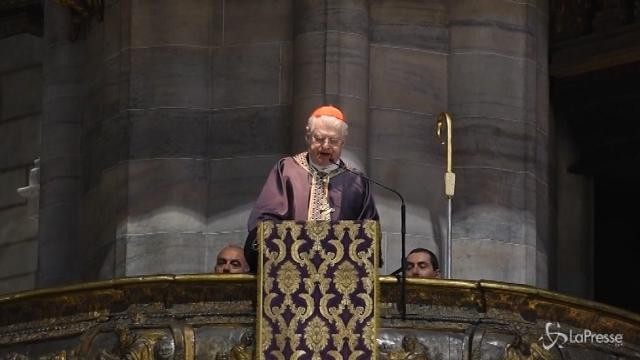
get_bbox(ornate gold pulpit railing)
[1,268,640,358]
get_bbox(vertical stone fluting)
[368,1,449,274]
[291,0,370,169]
[205,0,293,271]
[0,33,42,293]
[33,0,551,285]
[447,0,550,284]
[79,0,294,277]
[37,2,84,286]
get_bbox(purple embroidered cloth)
[257,220,380,360]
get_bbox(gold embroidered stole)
[292,152,344,221]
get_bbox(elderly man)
[214,245,250,274]
[244,105,379,272]
[405,248,440,278]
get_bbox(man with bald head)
[214,245,250,274]
[244,105,380,272]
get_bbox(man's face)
[214,247,249,274]
[307,120,344,167]
[405,251,440,278]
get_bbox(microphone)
[332,159,408,320]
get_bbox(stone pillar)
[33,0,551,286]
[37,2,84,287]
[291,0,370,169]
[78,0,293,279]
[205,0,292,271]
[448,1,550,285]
[368,1,449,274]
[0,32,42,293]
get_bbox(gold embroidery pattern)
[260,321,272,353]
[261,221,275,242]
[258,220,379,360]
[292,152,344,221]
[303,316,330,355]
[292,152,311,173]
[309,172,331,220]
[334,262,358,296]
[306,221,331,243]
[362,320,376,351]
[277,261,301,295]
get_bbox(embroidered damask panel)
[257,220,380,360]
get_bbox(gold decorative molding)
[1,275,638,359]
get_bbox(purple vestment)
[244,152,379,271]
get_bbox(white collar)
[309,158,339,173]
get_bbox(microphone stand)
[333,161,408,320]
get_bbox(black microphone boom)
[332,160,408,320]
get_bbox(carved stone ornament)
[229,330,254,360]
[98,326,173,360]
[380,335,430,360]
[16,158,39,220]
[503,333,561,360]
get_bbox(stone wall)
[72,0,294,281]
[0,33,42,294]
[446,1,550,286]
[29,0,551,287]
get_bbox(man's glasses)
[310,133,344,146]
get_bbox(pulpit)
[1,246,640,359]
[256,220,380,359]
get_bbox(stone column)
[291,0,370,169]
[205,0,293,270]
[37,2,84,286]
[448,0,550,285]
[34,0,552,286]
[0,32,42,293]
[78,0,293,279]
[368,1,449,274]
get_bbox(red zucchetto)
[311,105,346,122]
